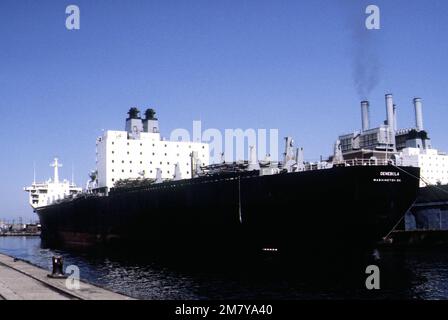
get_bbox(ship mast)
[71,163,75,186]
[50,158,62,184]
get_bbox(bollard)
[47,255,67,279]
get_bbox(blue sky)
[1,0,447,219]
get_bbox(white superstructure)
[399,147,448,187]
[95,108,210,190]
[24,158,82,208]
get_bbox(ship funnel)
[361,100,370,132]
[393,104,398,132]
[143,108,159,133]
[385,94,395,132]
[125,107,143,138]
[413,97,424,131]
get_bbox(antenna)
[71,163,75,186]
[33,161,36,184]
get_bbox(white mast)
[33,161,36,185]
[50,158,62,184]
[71,163,75,186]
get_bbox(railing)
[299,158,394,172]
[332,158,393,167]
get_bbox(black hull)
[36,165,420,257]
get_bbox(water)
[1,236,448,300]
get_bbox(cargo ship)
[25,108,420,256]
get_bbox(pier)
[0,253,134,300]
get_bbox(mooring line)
[391,163,448,195]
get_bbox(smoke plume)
[352,28,381,100]
[345,2,383,100]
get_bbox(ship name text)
[380,171,400,177]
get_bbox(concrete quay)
[0,253,134,300]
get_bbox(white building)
[95,108,210,190]
[399,147,448,187]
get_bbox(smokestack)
[393,104,397,131]
[385,94,395,132]
[413,97,424,131]
[361,101,370,132]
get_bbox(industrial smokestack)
[385,94,395,131]
[361,100,370,132]
[413,97,424,131]
[393,104,397,131]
